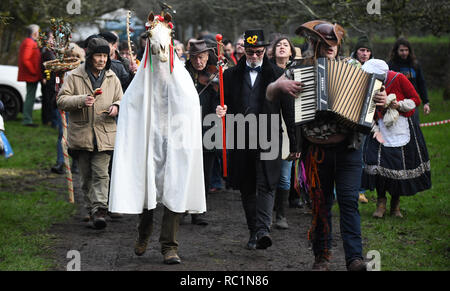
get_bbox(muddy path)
[48,171,349,271]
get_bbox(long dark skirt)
[362,117,431,196]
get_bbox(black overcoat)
[223,55,297,190]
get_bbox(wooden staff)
[126,11,136,67]
[215,34,227,177]
[55,73,74,203]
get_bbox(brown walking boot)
[91,208,107,229]
[372,197,387,218]
[134,209,154,256]
[390,196,403,218]
[163,249,181,264]
[347,258,367,271]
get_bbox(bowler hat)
[188,40,211,56]
[243,29,269,48]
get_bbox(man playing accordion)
[267,20,387,271]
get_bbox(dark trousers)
[203,151,216,194]
[239,151,275,237]
[41,82,55,126]
[310,144,363,265]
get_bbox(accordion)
[287,58,384,134]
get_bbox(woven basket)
[43,57,81,72]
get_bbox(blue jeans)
[278,160,293,190]
[309,144,363,265]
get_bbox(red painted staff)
[215,34,227,177]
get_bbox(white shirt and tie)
[246,60,263,87]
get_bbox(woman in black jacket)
[388,38,430,122]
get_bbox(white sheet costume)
[109,41,206,214]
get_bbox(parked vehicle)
[0,65,41,120]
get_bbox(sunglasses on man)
[245,49,265,56]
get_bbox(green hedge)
[346,37,449,90]
[290,36,449,90]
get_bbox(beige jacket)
[57,64,122,151]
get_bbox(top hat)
[243,29,269,48]
[295,20,345,47]
[188,40,212,56]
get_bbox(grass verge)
[0,111,76,270]
[358,89,450,270]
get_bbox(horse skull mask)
[145,12,173,63]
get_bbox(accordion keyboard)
[293,66,316,124]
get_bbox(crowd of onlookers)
[12,21,432,270]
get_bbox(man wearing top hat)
[184,40,220,226]
[216,29,299,250]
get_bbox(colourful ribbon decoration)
[170,38,174,74]
[143,40,153,72]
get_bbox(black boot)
[191,213,208,226]
[71,158,79,174]
[51,162,64,174]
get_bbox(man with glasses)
[216,29,299,251]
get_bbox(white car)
[0,65,42,121]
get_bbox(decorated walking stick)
[126,11,136,71]
[215,34,227,177]
[55,74,74,204]
[42,18,80,204]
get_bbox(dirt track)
[49,173,348,271]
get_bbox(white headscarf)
[361,59,389,82]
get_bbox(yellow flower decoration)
[246,35,258,45]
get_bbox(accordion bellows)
[289,58,384,134]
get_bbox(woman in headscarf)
[361,59,431,219]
